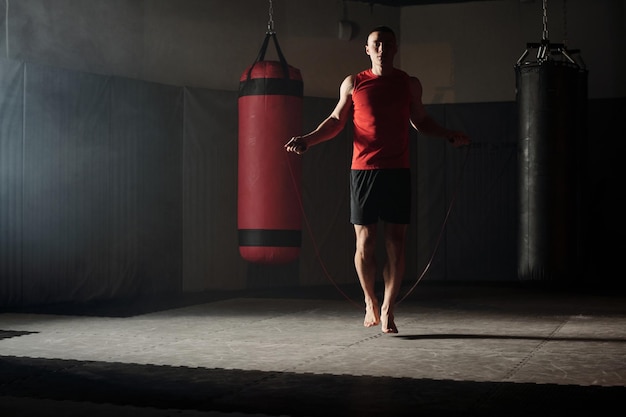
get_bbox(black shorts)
[350,168,411,225]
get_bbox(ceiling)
[350,0,502,6]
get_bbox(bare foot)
[364,301,380,327]
[381,309,398,333]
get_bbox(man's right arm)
[285,75,354,154]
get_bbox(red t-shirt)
[351,68,411,170]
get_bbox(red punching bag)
[238,32,303,264]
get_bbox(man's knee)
[354,224,377,252]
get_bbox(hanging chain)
[562,0,568,47]
[267,0,275,33]
[542,0,549,41]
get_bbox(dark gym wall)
[3,1,623,102]
[1,59,184,305]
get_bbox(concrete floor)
[1,283,625,416]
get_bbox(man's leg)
[381,222,408,333]
[354,223,379,327]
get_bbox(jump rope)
[286,141,472,309]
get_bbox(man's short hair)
[367,26,396,41]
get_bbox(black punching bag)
[515,42,587,282]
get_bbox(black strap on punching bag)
[239,32,303,97]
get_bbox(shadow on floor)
[1,355,624,417]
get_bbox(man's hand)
[447,131,471,148]
[284,137,308,154]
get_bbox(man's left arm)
[408,76,470,148]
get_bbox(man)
[284,26,470,333]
